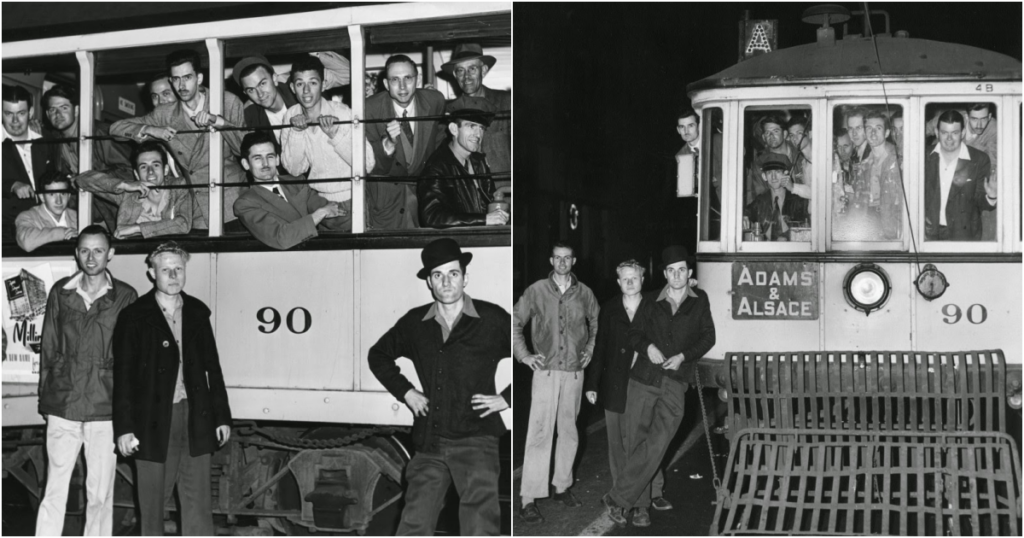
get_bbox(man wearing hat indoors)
[744,153,810,241]
[603,245,715,527]
[418,109,509,227]
[444,43,511,195]
[364,54,447,230]
[368,238,511,535]
[234,52,351,140]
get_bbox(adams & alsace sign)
[731,261,818,320]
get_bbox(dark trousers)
[606,409,665,502]
[610,376,686,509]
[397,436,501,536]
[136,400,213,536]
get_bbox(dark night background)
[513,2,1022,300]
[512,1,1022,472]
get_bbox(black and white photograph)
[514,2,1021,536]
[3,2,511,535]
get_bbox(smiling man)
[15,172,78,252]
[3,84,54,239]
[113,242,232,536]
[365,54,447,229]
[77,141,193,239]
[924,109,996,241]
[746,114,805,205]
[35,225,138,536]
[514,241,600,524]
[418,109,507,228]
[368,238,511,535]
[280,55,375,231]
[444,44,511,194]
[111,49,248,230]
[234,131,346,249]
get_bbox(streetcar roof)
[688,36,1022,94]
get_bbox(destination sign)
[732,262,818,320]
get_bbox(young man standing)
[113,242,232,536]
[35,226,138,536]
[368,238,510,535]
[514,242,599,524]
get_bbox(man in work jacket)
[513,241,600,524]
[35,225,139,536]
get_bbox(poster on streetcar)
[1,262,76,383]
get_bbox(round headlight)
[843,263,891,315]
[915,263,949,301]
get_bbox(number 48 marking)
[942,304,987,324]
[975,84,994,92]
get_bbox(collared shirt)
[257,181,288,203]
[513,272,600,372]
[265,106,288,142]
[656,284,699,315]
[62,271,113,311]
[43,206,69,228]
[422,295,480,342]
[180,90,206,121]
[2,127,42,179]
[368,294,511,452]
[392,98,418,136]
[158,297,188,403]
[933,142,971,226]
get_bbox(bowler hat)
[761,153,792,172]
[418,238,473,280]
[232,55,273,87]
[659,245,694,271]
[448,108,494,128]
[441,43,497,75]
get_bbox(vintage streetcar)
[2,3,511,535]
[673,7,1021,535]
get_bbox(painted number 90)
[941,304,987,325]
[257,307,312,334]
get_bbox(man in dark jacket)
[924,109,997,241]
[3,84,54,241]
[584,260,670,526]
[368,238,511,535]
[603,246,716,528]
[35,225,138,536]
[113,242,232,536]
[418,109,508,228]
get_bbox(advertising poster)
[1,262,76,383]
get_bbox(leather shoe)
[553,488,582,508]
[651,496,674,511]
[602,493,627,526]
[632,507,651,527]
[520,502,544,524]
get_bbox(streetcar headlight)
[843,263,891,316]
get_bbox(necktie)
[272,187,285,200]
[401,109,414,144]
[771,197,781,241]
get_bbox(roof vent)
[802,4,851,46]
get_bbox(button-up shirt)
[933,142,971,226]
[629,285,715,388]
[423,295,479,342]
[63,271,113,311]
[513,272,599,372]
[159,297,187,403]
[368,295,511,452]
[2,127,42,179]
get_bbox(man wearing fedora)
[418,109,509,228]
[234,52,351,138]
[444,43,511,195]
[514,242,600,524]
[368,238,511,535]
[364,54,447,229]
[602,245,715,527]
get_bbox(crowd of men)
[2,42,511,252]
[725,102,998,242]
[30,231,509,535]
[514,242,716,528]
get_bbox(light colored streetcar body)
[683,34,1021,401]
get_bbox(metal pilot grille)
[713,429,1022,535]
[711,350,1021,536]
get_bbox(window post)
[75,50,95,230]
[206,38,225,237]
[348,24,366,234]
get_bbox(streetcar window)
[922,103,998,242]
[742,107,812,242]
[831,105,905,242]
[697,107,722,242]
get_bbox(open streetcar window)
[741,106,812,243]
[922,102,999,243]
[831,104,905,243]
[697,107,722,242]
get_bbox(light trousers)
[35,416,116,536]
[520,370,583,503]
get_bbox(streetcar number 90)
[942,303,987,325]
[257,307,312,334]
